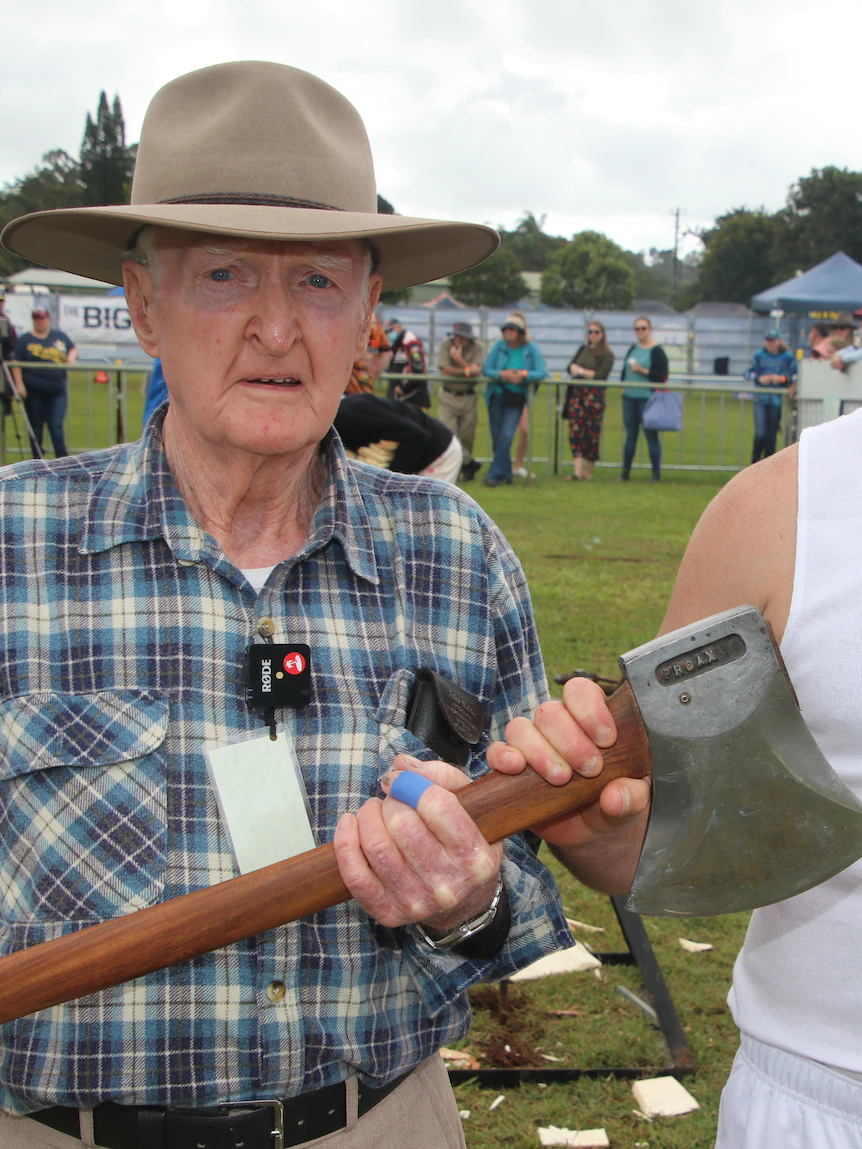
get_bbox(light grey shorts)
[717,1035,862,1149]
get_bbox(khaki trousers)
[436,389,478,465]
[0,1058,466,1149]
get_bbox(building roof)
[632,298,682,316]
[4,267,114,292]
[686,301,753,318]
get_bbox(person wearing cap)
[830,311,862,372]
[10,307,77,458]
[383,318,428,407]
[0,62,575,1149]
[481,313,546,487]
[745,328,796,464]
[828,311,857,353]
[436,321,484,481]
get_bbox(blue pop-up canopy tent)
[750,251,862,314]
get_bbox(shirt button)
[257,617,276,639]
[267,980,286,1003]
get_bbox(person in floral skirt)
[563,320,614,480]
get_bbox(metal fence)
[0,363,147,466]
[378,305,772,380]
[379,373,786,475]
[3,302,786,472]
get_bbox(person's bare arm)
[66,346,78,367]
[488,444,799,893]
[660,444,797,641]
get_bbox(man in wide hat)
[0,62,583,1149]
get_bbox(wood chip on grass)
[632,1075,700,1117]
[679,937,714,953]
[438,1046,480,1070]
[510,942,602,980]
[538,1128,609,1147]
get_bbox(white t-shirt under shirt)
[242,567,275,594]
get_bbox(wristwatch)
[415,876,508,955]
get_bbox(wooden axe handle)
[0,682,648,1024]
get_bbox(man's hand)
[333,757,502,930]
[831,353,846,371]
[486,679,651,893]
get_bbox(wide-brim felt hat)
[1,62,499,292]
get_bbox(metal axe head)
[622,605,862,917]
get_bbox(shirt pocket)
[0,690,169,925]
[375,668,441,771]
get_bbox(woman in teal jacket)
[482,313,546,486]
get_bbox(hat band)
[159,192,345,211]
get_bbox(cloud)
[2,0,861,258]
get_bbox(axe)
[0,604,859,1025]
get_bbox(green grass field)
[7,378,750,1146]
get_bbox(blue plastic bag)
[642,389,683,432]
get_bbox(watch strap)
[415,877,510,961]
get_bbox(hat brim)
[1,204,499,292]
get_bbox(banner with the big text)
[58,295,141,346]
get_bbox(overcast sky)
[2,0,859,259]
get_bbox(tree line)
[3,96,861,313]
[0,93,135,277]
[447,166,862,311]
[448,167,862,312]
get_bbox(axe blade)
[623,605,862,917]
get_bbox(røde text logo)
[261,659,272,692]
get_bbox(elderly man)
[0,63,572,1149]
[437,321,484,482]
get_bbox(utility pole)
[672,207,681,310]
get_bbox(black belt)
[30,1071,411,1149]
[442,386,475,395]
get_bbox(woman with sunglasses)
[563,320,615,480]
[619,315,669,482]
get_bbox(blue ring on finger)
[389,771,434,810]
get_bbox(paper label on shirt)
[206,733,315,874]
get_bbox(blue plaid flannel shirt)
[0,417,571,1114]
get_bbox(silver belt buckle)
[222,1101,284,1149]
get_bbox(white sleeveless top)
[728,407,862,1070]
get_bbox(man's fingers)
[596,776,651,822]
[385,754,471,792]
[560,678,617,747]
[532,777,651,851]
[382,761,496,857]
[333,809,392,918]
[485,740,528,775]
[504,704,602,785]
